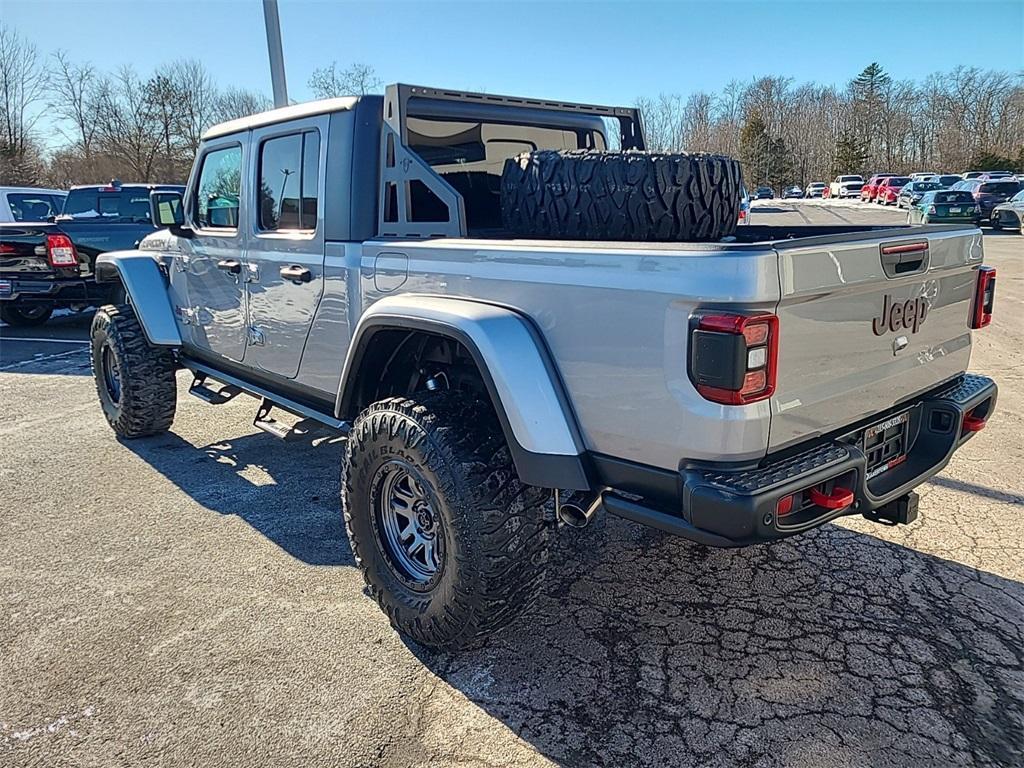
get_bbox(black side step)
[189,375,243,405]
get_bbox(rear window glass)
[979,182,1018,195]
[62,188,155,222]
[6,193,64,221]
[938,175,962,186]
[934,191,975,204]
[840,176,862,182]
[887,177,910,185]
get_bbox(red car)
[860,174,897,202]
[875,176,911,205]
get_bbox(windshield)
[6,193,65,221]
[979,182,1019,195]
[840,176,862,182]
[934,191,975,204]
[938,175,961,186]
[62,188,156,222]
[1012,190,1024,203]
[887,177,911,186]
[912,182,942,192]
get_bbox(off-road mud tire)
[90,304,177,437]
[500,149,743,242]
[342,393,552,650]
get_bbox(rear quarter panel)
[356,239,781,470]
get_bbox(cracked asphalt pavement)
[1,203,1022,767]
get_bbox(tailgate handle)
[880,241,929,277]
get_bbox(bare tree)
[166,59,220,155]
[49,50,99,158]
[0,23,48,183]
[93,66,163,181]
[215,87,272,122]
[308,62,381,99]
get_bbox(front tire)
[0,302,53,327]
[342,394,552,650]
[90,304,177,437]
[991,216,1002,230]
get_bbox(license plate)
[950,207,961,213]
[864,411,910,480]
[0,280,11,296]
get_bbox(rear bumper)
[0,275,112,305]
[600,373,997,547]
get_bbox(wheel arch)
[337,295,590,490]
[95,250,181,347]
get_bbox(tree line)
[637,63,1024,190]
[2,20,1021,192]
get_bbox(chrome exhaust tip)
[555,491,602,528]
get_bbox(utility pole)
[263,0,288,108]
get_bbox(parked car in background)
[0,181,184,326]
[1,187,66,223]
[952,178,1020,223]
[979,171,1014,180]
[829,175,864,198]
[753,186,775,199]
[910,172,938,181]
[782,185,804,199]
[860,174,895,202]
[937,174,963,188]
[991,188,1024,233]
[875,176,911,205]
[737,185,751,224]
[962,171,988,180]
[906,189,980,225]
[804,181,827,198]
[897,180,943,209]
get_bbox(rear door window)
[257,130,320,231]
[195,145,242,229]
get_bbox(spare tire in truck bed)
[500,150,743,242]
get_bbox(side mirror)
[150,190,186,231]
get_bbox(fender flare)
[337,295,590,490]
[95,250,181,347]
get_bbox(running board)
[254,398,308,441]
[181,356,350,434]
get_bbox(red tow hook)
[808,486,855,510]
[963,414,987,432]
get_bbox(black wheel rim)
[101,343,122,404]
[372,460,443,586]
[19,305,49,320]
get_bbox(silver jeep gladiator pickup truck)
[90,84,998,650]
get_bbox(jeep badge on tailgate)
[872,294,930,336]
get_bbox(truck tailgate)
[769,227,982,451]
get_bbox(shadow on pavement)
[123,426,1024,767]
[930,475,1024,505]
[123,428,351,567]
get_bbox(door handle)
[217,259,241,275]
[280,265,312,283]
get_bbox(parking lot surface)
[2,201,1022,768]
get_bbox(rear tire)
[90,304,177,437]
[0,303,53,327]
[500,149,742,242]
[342,394,552,650]
[991,216,1002,230]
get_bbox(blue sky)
[5,0,1024,107]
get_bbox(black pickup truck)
[0,182,184,326]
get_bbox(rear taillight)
[46,233,78,268]
[690,312,779,405]
[971,266,996,329]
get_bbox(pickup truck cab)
[0,181,184,326]
[89,85,998,650]
[828,175,863,198]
